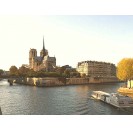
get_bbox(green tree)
[9,66,19,76]
[117,58,133,88]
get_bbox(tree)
[55,66,66,75]
[0,69,4,76]
[18,66,30,77]
[27,69,36,77]
[117,58,133,88]
[81,73,86,78]
[64,69,70,78]
[9,66,19,76]
[70,72,80,78]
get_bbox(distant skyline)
[0,15,133,70]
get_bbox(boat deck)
[91,91,133,108]
[93,91,110,96]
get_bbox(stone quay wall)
[15,76,119,87]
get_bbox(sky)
[0,15,133,70]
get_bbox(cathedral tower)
[29,49,37,69]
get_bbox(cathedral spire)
[43,36,45,50]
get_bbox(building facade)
[76,61,116,77]
[29,37,56,71]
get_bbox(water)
[0,79,133,115]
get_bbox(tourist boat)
[91,91,133,108]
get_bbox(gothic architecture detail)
[29,37,56,71]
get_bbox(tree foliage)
[117,58,133,81]
[27,69,37,77]
[0,69,4,76]
[81,73,86,78]
[64,70,70,78]
[18,66,30,77]
[70,72,80,77]
[55,66,66,74]
[54,66,79,78]
[8,64,80,78]
[9,66,19,76]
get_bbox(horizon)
[0,15,133,70]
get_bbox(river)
[0,79,133,115]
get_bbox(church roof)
[34,56,43,62]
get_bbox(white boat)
[91,91,133,108]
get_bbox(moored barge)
[91,91,133,108]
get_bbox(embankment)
[15,76,119,87]
[118,87,133,94]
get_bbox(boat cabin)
[91,91,133,108]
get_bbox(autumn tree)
[117,58,133,88]
[18,66,30,77]
[9,65,19,76]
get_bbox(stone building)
[29,37,56,71]
[76,61,116,77]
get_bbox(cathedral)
[29,37,56,71]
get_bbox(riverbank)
[118,87,133,94]
[14,76,119,87]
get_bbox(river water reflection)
[0,79,133,115]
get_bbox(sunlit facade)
[76,61,116,77]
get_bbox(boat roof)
[92,91,110,96]
[92,91,133,99]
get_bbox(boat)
[91,91,133,108]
